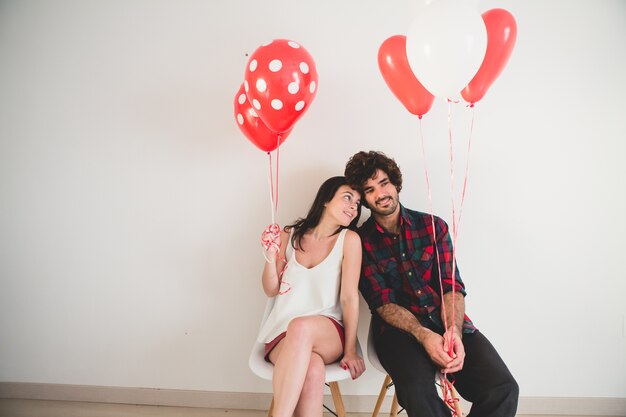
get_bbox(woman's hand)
[340,351,366,380]
[260,224,281,262]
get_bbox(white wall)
[1,0,625,399]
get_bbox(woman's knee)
[286,317,315,341]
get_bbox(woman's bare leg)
[293,352,325,417]
[268,316,342,417]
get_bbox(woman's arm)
[339,230,365,379]
[261,229,289,297]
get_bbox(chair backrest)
[249,297,276,380]
[248,296,361,383]
[367,318,386,373]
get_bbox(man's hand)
[416,329,454,369]
[375,304,465,372]
[441,328,465,373]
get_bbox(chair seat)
[249,333,362,383]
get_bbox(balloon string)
[420,117,458,417]
[275,134,281,214]
[418,118,447,335]
[444,100,465,417]
[268,152,276,225]
[446,100,456,357]
[456,104,475,236]
[263,134,289,295]
[420,114,461,417]
[445,101,476,341]
[267,134,282,224]
[438,101,475,417]
[268,153,275,225]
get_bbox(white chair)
[249,297,362,417]
[367,319,462,417]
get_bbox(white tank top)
[257,229,347,343]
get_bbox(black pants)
[374,323,519,417]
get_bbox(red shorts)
[264,316,345,362]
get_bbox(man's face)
[362,169,400,216]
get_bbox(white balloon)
[409,0,480,18]
[408,0,435,17]
[406,0,487,99]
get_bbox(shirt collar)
[374,204,412,234]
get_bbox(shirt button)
[417,290,422,295]
[408,272,412,276]
[402,253,406,258]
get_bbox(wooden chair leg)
[329,381,346,417]
[267,397,274,417]
[438,381,463,417]
[451,385,463,416]
[390,392,399,417]
[372,374,392,417]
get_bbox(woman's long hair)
[285,176,361,251]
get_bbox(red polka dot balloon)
[244,39,318,134]
[234,83,291,152]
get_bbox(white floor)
[0,399,619,417]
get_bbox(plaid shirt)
[358,205,475,334]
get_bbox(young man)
[345,151,518,417]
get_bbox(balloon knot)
[260,223,291,295]
[261,223,281,253]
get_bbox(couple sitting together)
[257,150,519,417]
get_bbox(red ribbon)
[260,223,291,295]
[439,372,460,417]
[261,223,281,254]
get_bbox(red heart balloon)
[462,9,517,104]
[378,35,434,118]
[234,84,290,152]
[244,39,318,134]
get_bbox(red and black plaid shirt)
[358,205,475,333]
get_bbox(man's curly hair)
[344,151,402,207]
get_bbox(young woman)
[257,176,366,417]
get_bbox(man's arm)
[442,292,465,336]
[440,286,467,373]
[432,215,468,373]
[376,303,429,342]
[376,303,454,369]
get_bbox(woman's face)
[325,185,360,226]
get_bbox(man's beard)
[371,195,398,216]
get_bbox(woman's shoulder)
[343,229,361,246]
[342,229,362,263]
